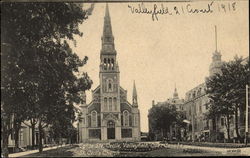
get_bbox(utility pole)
[245,84,249,145]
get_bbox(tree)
[1,3,94,157]
[206,56,249,142]
[148,103,182,140]
[48,115,78,145]
[175,110,187,141]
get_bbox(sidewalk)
[8,144,68,157]
[164,143,250,156]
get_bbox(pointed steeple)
[105,3,110,20]
[173,83,179,99]
[133,80,137,97]
[101,3,116,55]
[104,3,112,35]
[133,80,138,107]
[100,3,118,72]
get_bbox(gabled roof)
[92,85,100,94]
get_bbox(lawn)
[20,143,229,157]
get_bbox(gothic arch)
[106,78,113,92]
[104,58,107,70]
[91,110,97,127]
[108,58,110,69]
[107,120,115,128]
[123,110,129,127]
[111,58,114,70]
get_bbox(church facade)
[78,5,141,142]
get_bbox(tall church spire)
[133,80,138,107]
[104,3,112,36]
[101,3,116,55]
[100,3,118,72]
[105,3,110,20]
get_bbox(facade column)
[115,126,121,140]
[82,128,88,142]
[101,127,107,141]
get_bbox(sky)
[70,1,249,132]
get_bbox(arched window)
[193,91,196,98]
[123,110,129,127]
[104,98,107,110]
[113,97,117,111]
[107,79,113,92]
[108,81,112,89]
[107,120,115,128]
[91,111,97,127]
[108,58,110,70]
[111,58,114,70]
[104,58,107,70]
[109,97,112,111]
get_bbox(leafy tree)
[148,103,183,140]
[1,3,94,156]
[206,56,249,142]
[48,116,77,145]
[175,110,187,141]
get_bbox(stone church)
[78,4,141,142]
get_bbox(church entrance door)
[107,120,115,139]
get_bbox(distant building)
[184,27,250,142]
[2,118,50,151]
[148,87,185,141]
[152,86,185,111]
[184,82,211,142]
[184,31,225,142]
[78,4,141,142]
